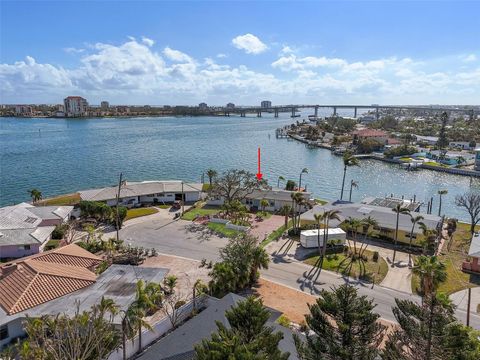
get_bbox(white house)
[449,141,475,150]
[79,181,203,208]
[207,188,311,212]
[0,203,73,259]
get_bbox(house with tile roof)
[0,244,168,350]
[0,203,73,259]
[351,129,389,145]
[79,180,203,208]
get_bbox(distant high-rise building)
[261,101,272,108]
[15,105,33,116]
[64,96,88,117]
[226,103,235,109]
[101,101,109,110]
[199,102,208,110]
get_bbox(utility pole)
[115,172,123,242]
[467,287,472,326]
[181,181,185,215]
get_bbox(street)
[117,215,480,329]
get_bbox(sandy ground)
[253,278,316,324]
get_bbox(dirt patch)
[253,278,316,324]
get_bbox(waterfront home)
[426,150,475,166]
[207,188,312,212]
[79,180,203,208]
[462,232,480,273]
[136,293,299,360]
[0,244,168,350]
[0,203,73,259]
[475,148,480,171]
[351,129,388,145]
[301,199,442,244]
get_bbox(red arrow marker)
[256,147,263,180]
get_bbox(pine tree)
[294,284,385,360]
[437,112,449,149]
[383,294,456,360]
[195,296,289,359]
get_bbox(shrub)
[384,145,417,159]
[96,260,109,274]
[276,314,291,328]
[51,224,68,240]
[372,251,379,262]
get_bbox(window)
[18,245,31,251]
[0,325,8,341]
[156,193,165,197]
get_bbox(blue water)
[1,115,479,221]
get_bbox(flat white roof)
[301,228,346,237]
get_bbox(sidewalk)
[450,287,480,313]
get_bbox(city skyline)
[1,1,479,105]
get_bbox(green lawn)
[125,207,159,221]
[181,206,221,221]
[44,239,61,251]
[314,198,329,205]
[202,184,211,192]
[207,222,241,238]
[157,204,171,209]
[37,193,81,206]
[411,222,480,295]
[304,248,389,284]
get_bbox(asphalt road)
[118,217,480,329]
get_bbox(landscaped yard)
[37,193,81,206]
[207,222,241,238]
[411,222,480,295]
[125,207,159,221]
[304,248,389,284]
[261,220,292,247]
[181,205,221,221]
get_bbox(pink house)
[462,233,480,273]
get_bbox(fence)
[107,295,208,360]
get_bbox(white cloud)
[216,53,227,58]
[163,47,193,63]
[1,37,479,105]
[280,46,294,55]
[64,47,85,54]
[141,36,155,47]
[462,54,477,62]
[232,34,267,54]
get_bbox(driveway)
[249,215,285,241]
[451,287,480,313]
[118,216,225,262]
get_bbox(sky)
[1,0,479,106]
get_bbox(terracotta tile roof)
[0,244,101,315]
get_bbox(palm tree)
[163,275,178,295]
[359,216,378,256]
[314,213,325,257]
[438,189,448,217]
[279,204,291,228]
[412,255,447,298]
[345,217,362,257]
[29,188,42,204]
[419,223,439,254]
[348,180,358,202]
[249,246,269,285]
[392,204,411,266]
[408,215,425,266]
[260,198,269,215]
[290,192,304,232]
[126,303,152,354]
[206,169,217,186]
[277,175,285,188]
[340,152,359,200]
[298,168,309,190]
[321,210,341,259]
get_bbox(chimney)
[1,263,17,278]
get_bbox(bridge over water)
[216,104,477,120]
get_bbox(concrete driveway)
[118,215,225,261]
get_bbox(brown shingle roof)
[0,244,101,315]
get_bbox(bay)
[1,114,478,221]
